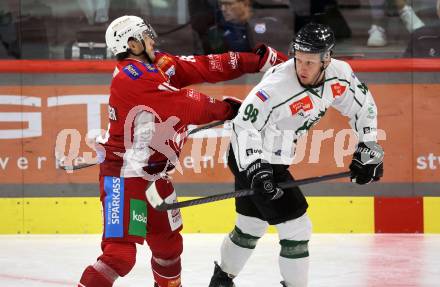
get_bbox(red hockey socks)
[78,242,136,287]
[98,241,137,277]
[78,265,113,287]
[151,256,182,287]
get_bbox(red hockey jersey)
[98,51,265,179]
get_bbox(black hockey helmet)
[289,23,335,55]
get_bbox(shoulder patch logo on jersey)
[143,63,158,73]
[363,127,377,134]
[256,89,270,102]
[331,83,346,98]
[123,64,143,80]
[157,55,174,73]
[165,66,176,78]
[157,55,172,67]
[186,89,201,101]
[208,54,224,72]
[228,52,239,70]
[290,96,313,115]
[108,105,117,121]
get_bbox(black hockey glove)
[246,160,284,201]
[223,97,242,119]
[350,142,384,185]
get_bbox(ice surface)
[0,234,439,287]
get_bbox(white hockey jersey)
[230,58,378,171]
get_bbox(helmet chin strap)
[308,63,326,88]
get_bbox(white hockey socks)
[275,213,312,287]
[219,226,260,276]
[279,255,309,287]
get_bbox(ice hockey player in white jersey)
[208,23,384,287]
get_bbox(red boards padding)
[375,197,424,233]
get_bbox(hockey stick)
[153,171,351,211]
[58,120,227,171]
[60,162,96,171]
[185,120,227,135]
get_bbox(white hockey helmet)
[105,15,157,56]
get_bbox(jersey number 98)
[243,104,259,123]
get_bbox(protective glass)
[218,0,240,8]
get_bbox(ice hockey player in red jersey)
[77,15,287,287]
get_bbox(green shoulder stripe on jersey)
[258,109,275,132]
[338,78,350,85]
[273,90,307,110]
[353,96,362,107]
[349,87,363,107]
[354,114,359,132]
[307,85,325,99]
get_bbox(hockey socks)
[78,242,136,287]
[78,265,114,287]
[278,240,310,287]
[220,226,260,276]
[151,256,182,287]
[279,256,309,287]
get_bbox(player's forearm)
[351,94,378,142]
[173,52,259,87]
[184,94,234,125]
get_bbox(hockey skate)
[208,261,235,287]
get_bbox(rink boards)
[0,196,440,234]
[0,69,439,235]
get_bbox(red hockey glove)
[254,44,288,72]
[223,96,242,120]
